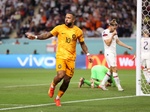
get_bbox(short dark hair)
[109,19,118,26]
[66,12,76,18]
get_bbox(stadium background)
[1,1,150,112]
[0,0,136,69]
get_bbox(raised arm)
[116,38,133,50]
[104,30,117,46]
[25,32,53,40]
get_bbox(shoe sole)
[118,89,124,91]
[78,78,84,88]
[55,100,61,107]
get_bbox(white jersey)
[141,37,150,59]
[102,29,118,67]
[102,29,118,54]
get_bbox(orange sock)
[56,90,64,99]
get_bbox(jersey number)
[144,41,148,50]
[66,37,71,43]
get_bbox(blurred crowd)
[0,0,137,39]
[0,0,38,39]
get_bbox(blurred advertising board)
[0,54,135,69]
[0,54,85,69]
[86,55,135,69]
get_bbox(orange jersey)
[50,24,84,60]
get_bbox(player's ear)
[73,18,76,23]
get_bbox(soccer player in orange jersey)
[25,12,93,106]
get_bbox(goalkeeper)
[78,65,115,88]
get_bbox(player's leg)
[105,53,123,91]
[110,55,124,91]
[111,66,124,91]
[141,59,148,82]
[55,75,72,106]
[109,74,116,87]
[90,67,99,88]
[48,59,66,98]
[54,59,75,106]
[147,69,150,84]
[92,80,110,88]
[93,80,101,86]
[142,67,148,82]
[79,78,100,88]
[91,78,101,88]
[99,53,112,90]
[84,79,92,86]
[146,59,150,84]
[78,78,92,88]
[99,71,111,90]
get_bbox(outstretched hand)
[87,55,93,63]
[25,32,36,40]
[128,46,133,50]
[132,55,136,61]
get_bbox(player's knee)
[64,75,71,83]
[57,71,65,79]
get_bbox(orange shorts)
[56,58,75,77]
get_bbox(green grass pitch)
[0,68,149,112]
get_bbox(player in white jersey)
[141,29,150,84]
[100,19,133,91]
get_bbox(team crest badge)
[72,34,76,41]
[58,64,62,69]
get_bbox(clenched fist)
[25,32,37,40]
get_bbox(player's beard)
[65,22,73,27]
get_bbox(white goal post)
[136,0,150,96]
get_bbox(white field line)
[3,84,48,88]
[0,95,136,111]
[0,104,25,106]
[2,82,78,88]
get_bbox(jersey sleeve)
[114,35,118,39]
[50,26,59,36]
[77,29,84,42]
[102,30,109,40]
